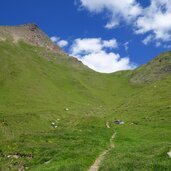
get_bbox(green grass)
[0,41,171,170]
[99,76,171,171]
[130,50,171,84]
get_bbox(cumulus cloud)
[79,0,142,29]
[51,36,60,43]
[57,40,68,47]
[135,0,171,44]
[70,38,135,73]
[103,39,118,48]
[79,51,134,73]
[71,38,118,56]
[78,0,171,45]
[51,36,68,48]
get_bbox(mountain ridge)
[0,23,171,83]
[0,23,65,55]
[130,50,171,84]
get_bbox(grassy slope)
[0,41,170,171]
[100,76,171,171]
[130,51,171,84]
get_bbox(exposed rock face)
[0,23,64,55]
[28,24,38,31]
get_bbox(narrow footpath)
[88,132,116,171]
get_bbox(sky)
[0,0,171,73]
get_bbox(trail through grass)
[0,41,171,170]
[89,132,116,171]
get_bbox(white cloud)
[50,36,60,43]
[155,41,162,47]
[80,51,134,73]
[70,38,135,73]
[57,40,68,47]
[135,0,171,43]
[71,38,103,55]
[105,21,119,29]
[142,35,153,45]
[51,36,68,48]
[79,0,142,29]
[103,39,118,48]
[124,42,129,51]
[71,38,118,56]
[78,0,171,45]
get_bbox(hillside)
[0,25,171,171]
[130,51,171,84]
[0,24,64,54]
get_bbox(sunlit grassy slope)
[0,41,171,171]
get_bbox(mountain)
[130,51,171,84]
[0,24,171,171]
[0,23,64,54]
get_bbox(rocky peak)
[0,23,65,55]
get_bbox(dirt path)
[88,132,116,171]
[106,122,110,128]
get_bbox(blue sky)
[0,0,171,72]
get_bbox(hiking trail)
[88,132,116,171]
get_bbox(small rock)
[7,154,20,159]
[19,166,25,171]
[44,160,51,164]
[167,151,171,158]
[13,155,20,159]
[51,122,57,128]
[113,120,125,125]
[51,122,55,125]
[130,122,138,125]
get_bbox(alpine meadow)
[0,23,171,171]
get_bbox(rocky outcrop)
[0,23,65,55]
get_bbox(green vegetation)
[130,51,171,84]
[0,41,171,171]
